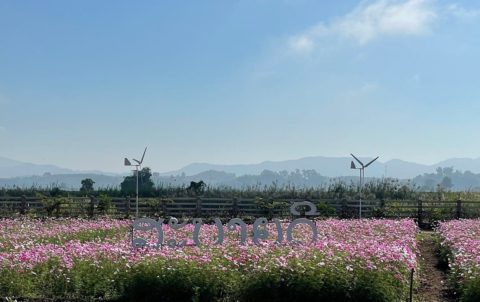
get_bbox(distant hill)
[0,156,74,178]
[161,156,435,179]
[434,158,480,173]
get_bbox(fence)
[0,196,362,218]
[382,199,480,227]
[0,196,479,225]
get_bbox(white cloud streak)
[289,0,438,54]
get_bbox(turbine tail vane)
[350,153,364,167]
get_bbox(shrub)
[314,202,337,217]
[462,278,480,302]
[98,193,113,215]
[239,265,405,302]
[120,260,233,302]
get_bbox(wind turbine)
[350,154,379,219]
[124,147,147,218]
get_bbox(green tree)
[121,167,155,197]
[440,176,453,190]
[80,178,95,195]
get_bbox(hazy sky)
[1,0,480,173]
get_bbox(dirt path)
[416,231,454,302]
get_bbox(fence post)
[340,199,349,219]
[456,200,462,219]
[88,196,96,218]
[162,199,168,216]
[232,198,239,217]
[377,199,386,218]
[417,200,423,227]
[268,198,274,218]
[20,195,27,215]
[125,196,131,218]
[196,197,202,217]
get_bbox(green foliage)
[254,198,289,218]
[0,267,33,297]
[314,201,337,217]
[120,167,155,197]
[36,192,65,217]
[69,259,125,300]
[7,176,480,219]
[461,278,480,302]
[145,198,174,217]
[98,193,113,215]
[186,181,207,196]
[239,265,405,302]
[9,176,480,201]
[49,187,62,197]
[0,256,409,302]
[121,260,231,302]
[80,178,95,195]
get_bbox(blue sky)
[1,0,480,173]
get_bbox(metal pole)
[136,165,139,218]
[409,268,414,302]
[359,168,362,219]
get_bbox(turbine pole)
[136,165,139,218]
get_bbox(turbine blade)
[350,153,364,167]
[132,159,141,165]
[364,156,379,168]
[140,147,147,164]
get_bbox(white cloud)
[337,0,437,44]
[288,0,437,54]
[288,1,480,55]
[446,4,480,21]
[288,35,316,54]
[288,24,329,54]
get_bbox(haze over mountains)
[2,155,480,189]
[0,156,118,178]
[163,157,480,180]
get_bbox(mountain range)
[3,155,480,189]
[0,156,74,178]
[0,156,117,178]
[162,156,480,179]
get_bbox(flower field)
[0,218,418,302]
[438,219,480,301]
